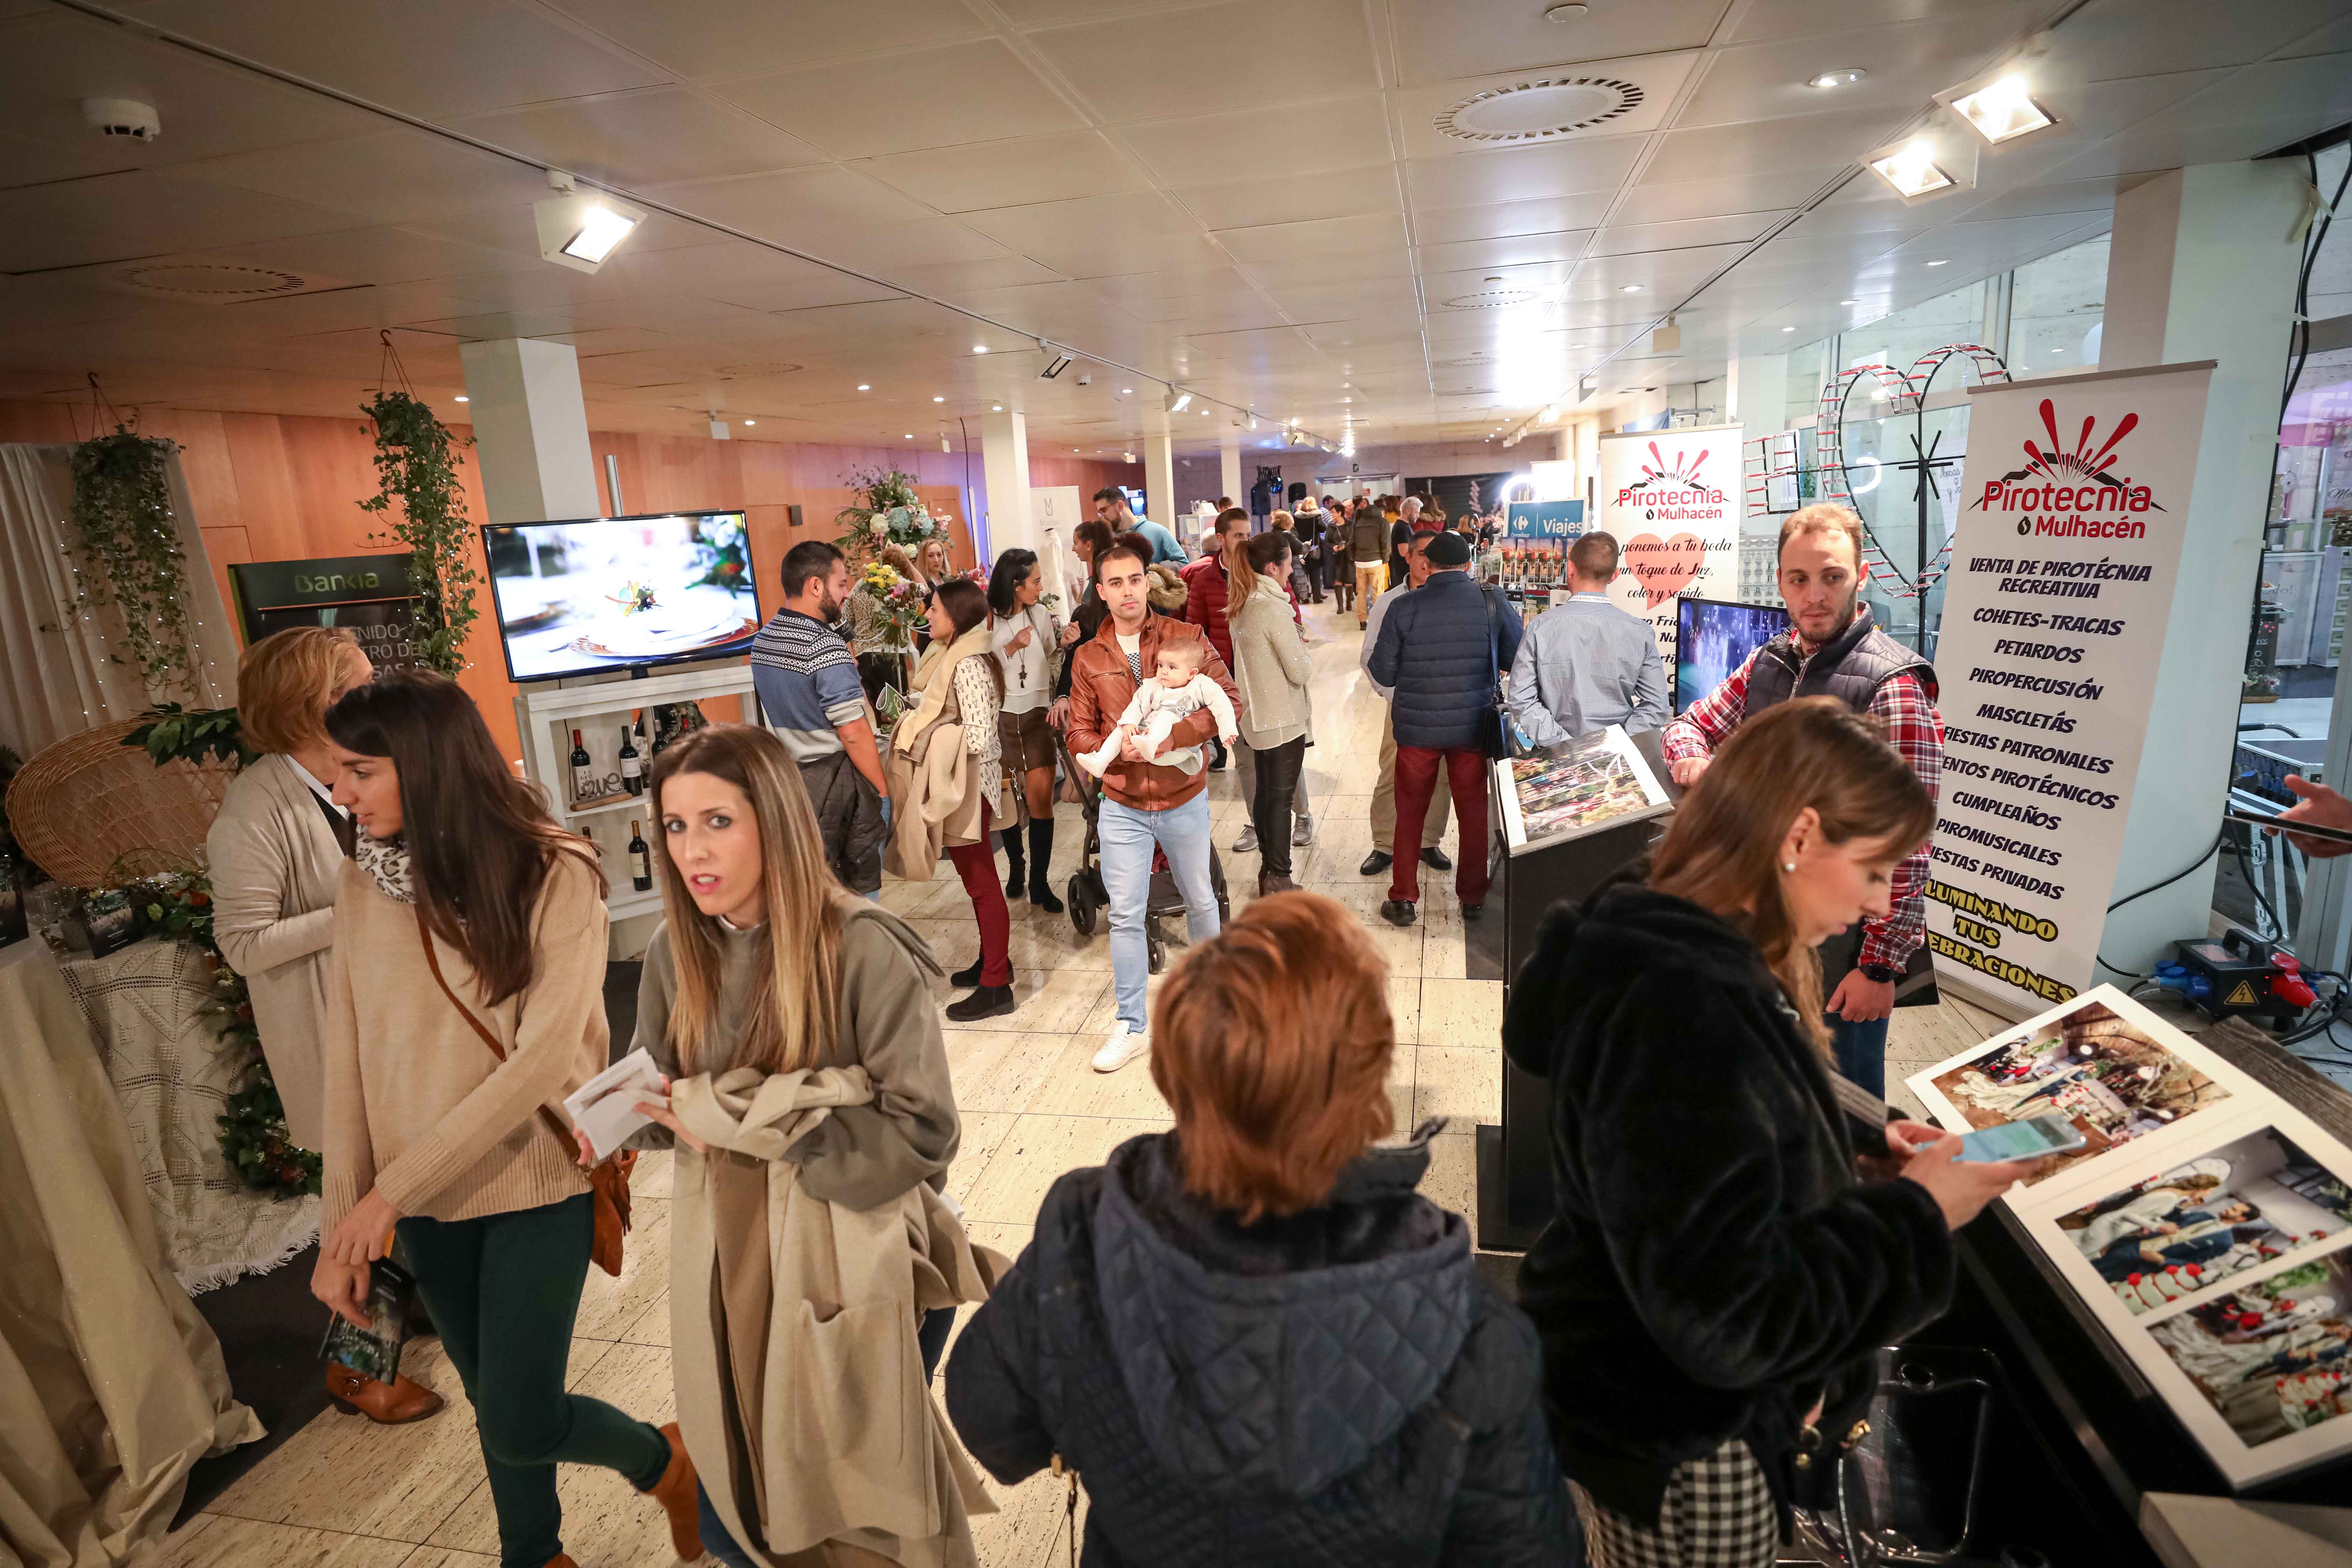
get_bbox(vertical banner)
[1927,364,2214,1013]
[1596,423,1742,667]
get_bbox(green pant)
[396,1194,671,1568]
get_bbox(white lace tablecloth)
[58,936,319,1292]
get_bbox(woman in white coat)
[205,627,443,1424]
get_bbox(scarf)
[355,832,415,904]
[891,623,994,757]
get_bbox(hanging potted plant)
[360,388,479,677]
[66,426,202,700]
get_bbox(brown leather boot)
[324,1362,445,1424]
[639,1420,702,1563]
[540,1558,578,1568]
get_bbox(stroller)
[1052,727,1231,974]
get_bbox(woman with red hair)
[945,890,1572,1564]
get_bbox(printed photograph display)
[1494,725,1671,853]
[1925,996,2228,1185]
[2149,1250,2352,1449]
[2060,1128,2352,1315]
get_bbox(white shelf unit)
[514,662,763,924]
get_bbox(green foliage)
[360,392,479,678]
[67,428,199,698]
[834,465,947,556]
[122,702,255,769]
[2262,1260,2331,1294]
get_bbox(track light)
[1164,388,1193,413]
[534,171,642,273]
[1037,344,1076,379]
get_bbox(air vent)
[1435,76,1643,144]
[1442,289,1537,309]
[714,362,804,377]
[122,263,307,301]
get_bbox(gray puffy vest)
[1744,603,1936,716]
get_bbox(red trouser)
[944,803,1013,987]
[1389,744,1490,906]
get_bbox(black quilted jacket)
[944,1130,1576,1566]
[1366,570,1524,751]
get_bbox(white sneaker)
[1234,826,1259,853]
[1292,813,1315,847]
[1093,1022,1150,1073]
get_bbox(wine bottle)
[570,728,595,802]
[619,722,643,796]
[628,820,652,892]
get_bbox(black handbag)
[1475,585,1511,761]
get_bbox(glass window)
[1842,280,1993,393]
[1784,337,1827,429]
[2009,233,2111,379]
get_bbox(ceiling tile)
[1088,265,1255,303]
[1176,165,1401,231]
[1640,104,1914,186]
[1610,167,1837,225]
[1403,135,1646,209]
[1217,211,1406,263]
[1408,193,1616,245]
[643,166,937,246]
[888,253,1069,295]
[444,90,827,188]
[1673,8,2043,129]
[1731,0,1995,44]
[2059,0,2352,80]
[1030,0,1378,124]
[0,169,358,274]
[1413,229,1594,273]
[191,224,539,288]
[708,39,1083,159]
[800,217,1013,273]
[133,0,668,118]
[541,0,989,78]
[854,131,1148,214]
[963,189,1209,276]
[170,130,550,227]
[1588,212,1783,255]
[0,130,145,192]
[1117,95,1393,184]
[1386,0,1724,86]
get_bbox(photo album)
[1494,724,1672,854]
[1906,986,2352,1486]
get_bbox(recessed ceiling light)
[932,395,945,402]
[1925,258,1950,266]
[1543,2,1588,18]
[1951,74,2055,146]
[453,394,469,402]
[1619,284,1642,293]
[1120,386,1133,394]
[1868,138,1954,199]
[972,345,988,354]
[1781,325,1796,332]
[1807,67,1866,90]
[858,383,871,391]
[742,419,754,426]
[903,433,912,438]
[991,403,1002,411]
[1840,299,1858,306]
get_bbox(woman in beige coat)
[1226,531,1316,895]
[618,722,997,1568]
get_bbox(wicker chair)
[4,720,233,888]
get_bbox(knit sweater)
[319,850,605,1234]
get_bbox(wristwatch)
[1859,962,1902,984]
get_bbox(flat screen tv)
[483,512,759,682]
[1675,596,1790,715]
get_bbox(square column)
[1219,430,1242,507]
[979,407,1032,563]
[458,338,600,525]
[1146,434,1177,534]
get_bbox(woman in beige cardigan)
[617,722,995,1568]
[313,673,702,1568]
[883,579,1014,1023]
[1227,531,1316,895]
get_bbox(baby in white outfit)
[1078,641,1239,778]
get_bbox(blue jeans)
[1098,792,1220,1032]
[1830,1011,1889,1100]
[694,1308,958,1568]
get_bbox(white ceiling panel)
[171,130,550,227]
[1117,96,1394,185]
[1174,165,1401,231]
[1411,230,1595,274]
[1674,7,2043,129]
[541,0,990,79]
[1639,103,1915,186]
[1029,0,1379,124]
[803,218,1013,273]
[1732,0,2002,44]
[0,130,147,192]
[1408,193,1616,245]
[1087,265,1255,304]
[134,0,667,118]
[0,169,360,274]
[2058,0,2352,81]
[1403,135,1646,209]
[1216,211,1407,264]
[886,253,1069,296]
[854,131,1148,213]
[962,189,1208,276]
[1588,212,1784,256]
[189,224,540,289]
[709,39,1082,159]
[1386,0,1724,86]
[1610,167,1838,225]
[642,166,936,246]
[1390,52,1699,162]
[444,90,827,189]
[1238,249,1416,288]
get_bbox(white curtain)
[0,444,237,760]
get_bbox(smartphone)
[1952,1113,2087,1163]
[2224,804,2352,848]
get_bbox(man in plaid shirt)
[1663,505,1941,1097]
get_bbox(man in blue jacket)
[1367,530,1522,926]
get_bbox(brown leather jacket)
[1064,614,1242,812]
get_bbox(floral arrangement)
[835,466,949,557]
[858,561,929,655]
[688,512,750,593]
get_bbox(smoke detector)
[84,98,160,142]
[1434,76,1643,144]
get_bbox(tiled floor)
[146,597,2015,1568]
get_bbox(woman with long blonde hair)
[1502,697,2030,1567]
[620,722,990,1568]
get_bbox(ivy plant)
[66,428,199,699]
[360,391,479,677]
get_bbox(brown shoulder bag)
[413,904,635,1275]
